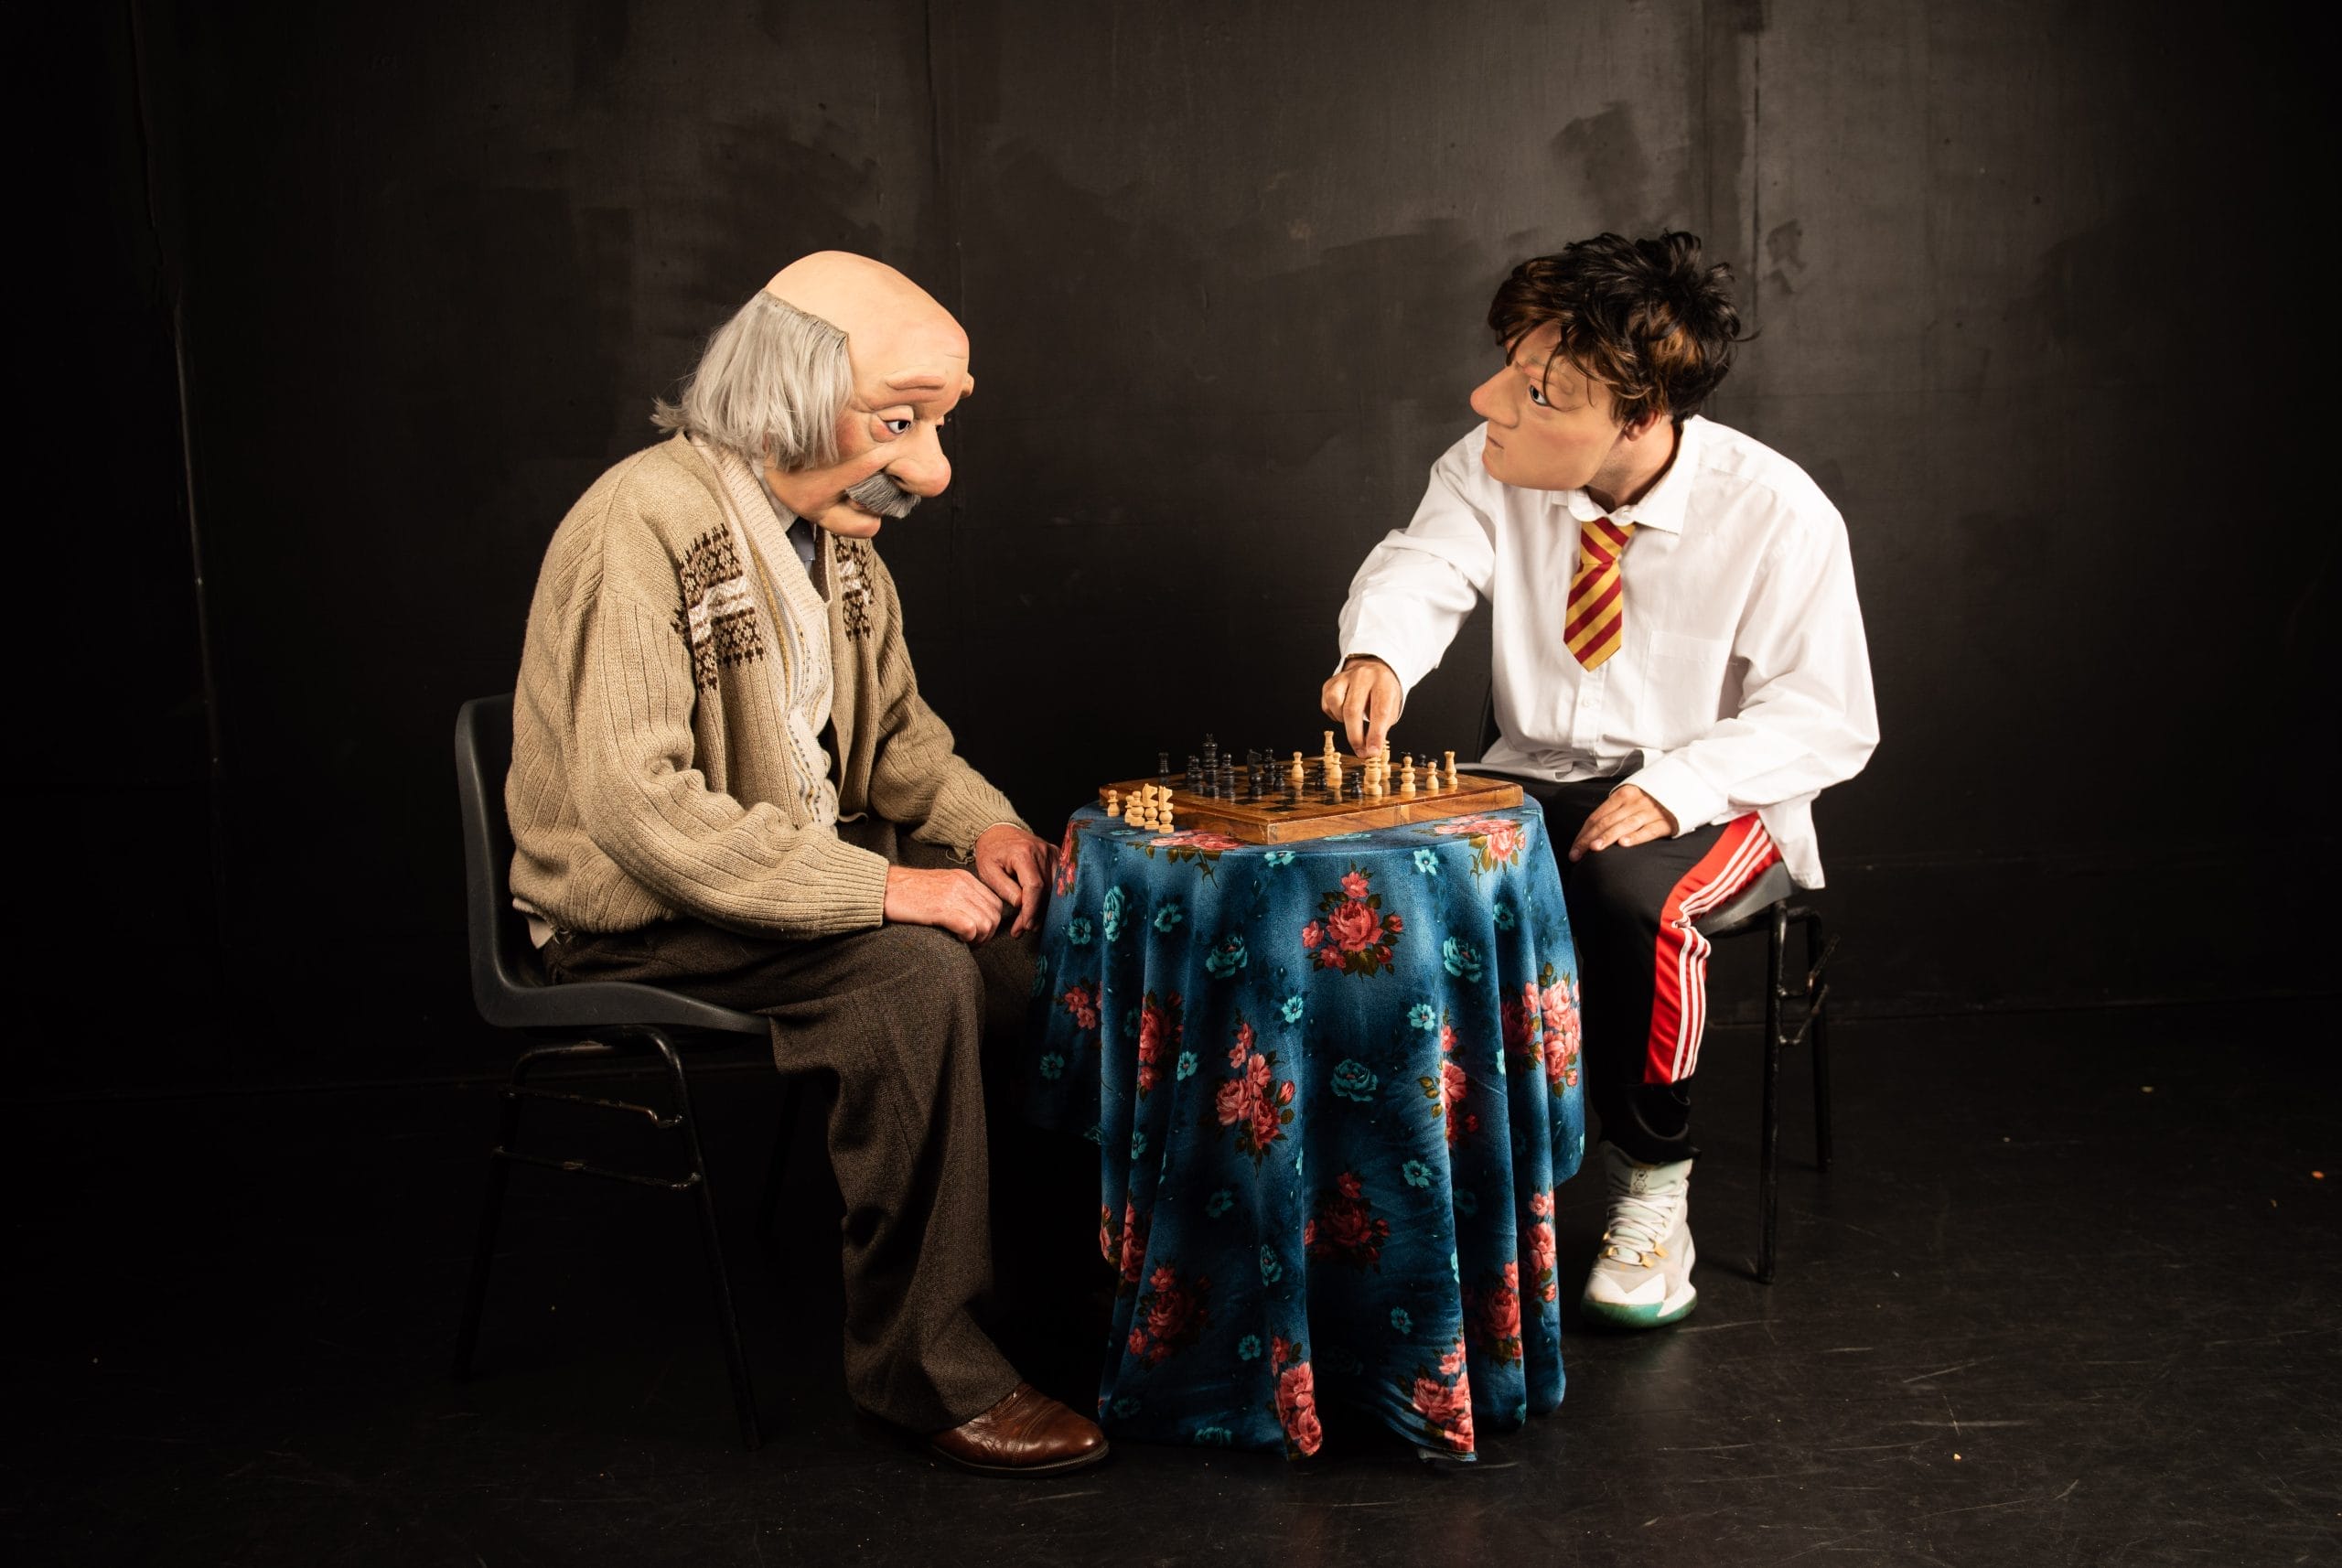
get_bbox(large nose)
[1468,368,1509,425]
[886,422,952,497]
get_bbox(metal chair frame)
[1693,876,1837,1283]
[1477,699,1837,1282]
[449,693,795,1450]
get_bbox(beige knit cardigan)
[507,435,1026,938]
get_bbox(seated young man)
[1322,232,1878,1328]
[508,251,1105,1473]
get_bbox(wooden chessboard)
[1101,768,1523,844]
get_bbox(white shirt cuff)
[1623,754,1728,837]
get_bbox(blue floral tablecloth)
[1024,800,1585,1459]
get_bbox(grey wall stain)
[1551,102,1656,231]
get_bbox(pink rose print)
[1466,1262,1524,1364]
[1418,1015,1479,1142]
[1432,813,1525,875]
[1529,1217,1560,1302]
[1327,898,1380,953]
[1058,982,1101,1033]
[1101,1200,1149,1291]
[1411,1372,1476,1450]
[1150,830,1245,853]
[1541,972,1582,1090]
[1304,1171,1392,1269]
[1127,1262,1212,1365]
[1215,1018,1295,1160]
[1304,865,1404,976]
[1271,1338,1324,1456]
[1133,990,1183,1099]
[1530,1190,1554,1219]
[1529,1219,1557,1278]
[1501,981,1541,1056]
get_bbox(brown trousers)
[542,824,1034,1433]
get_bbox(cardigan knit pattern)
[508,434,1026,939]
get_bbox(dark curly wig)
[1488,231,1743,428]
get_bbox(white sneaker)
[1580,1144,1697,1328]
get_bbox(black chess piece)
[1187,754,1202,792]
[1157,752,1172,789]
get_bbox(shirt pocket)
[1647,629,1731,672]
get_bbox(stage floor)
[5,997,2335,1566]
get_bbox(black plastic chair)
[1478,697,1835,1284]
[451,693,794,1449]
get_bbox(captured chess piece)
[1104,788,1122,817]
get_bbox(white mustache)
[846,472,920,518]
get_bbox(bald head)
[765,252,971,392]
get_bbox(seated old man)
[505,251,1106,1476]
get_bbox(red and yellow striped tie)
[1564,515,1636,670]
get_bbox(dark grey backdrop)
[37,1,2336,1092]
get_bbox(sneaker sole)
[1581,1282,1697,1330]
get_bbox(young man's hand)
[1568,785,1679,861]
[972,823,1057,939]
[1319,655,1404,757]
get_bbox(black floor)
[6,1000,2337,1566]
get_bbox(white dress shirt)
[1336,415,1878,888]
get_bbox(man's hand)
[1319,655,1404,757]
[973,823,1057,939]
[883,865,1004,943]
[1568,785,1680,862]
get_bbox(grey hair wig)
[651,291,854,469]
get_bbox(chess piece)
[1187,754,1201,789]
[1159,800,1175,832]
[1444,751,1457,784]
[1402,759,1416,796]
[1290,750,1305,785]
[1105,788,1122,817]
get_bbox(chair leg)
[648,1029,763,1452]
[453,1046,542,1380]
[756,1079,798,1254]
[1801,909,1835,1174]
[1757,903,1786,1286]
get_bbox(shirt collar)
[1556,414,1703,534]
[756,475,821,568]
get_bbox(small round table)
[1024,800,1586,1459]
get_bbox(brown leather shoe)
[928,1382,1109,1477]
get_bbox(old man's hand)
[974,823,1057,939]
